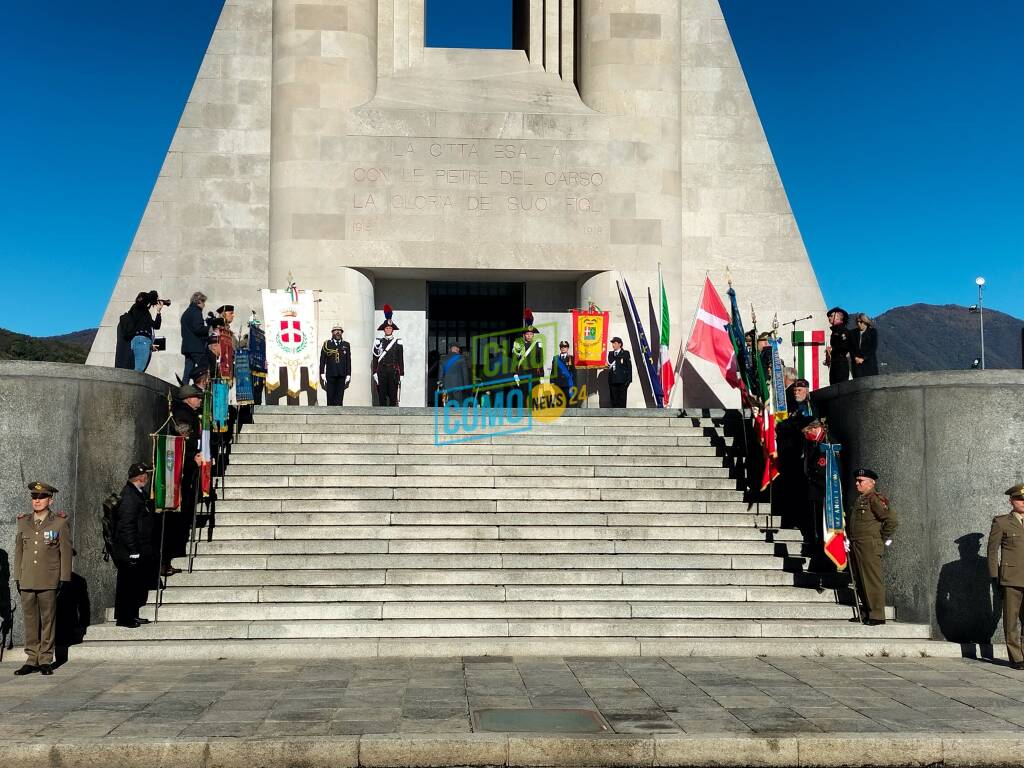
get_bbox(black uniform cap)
[792,378,810,388]
[216,305,234,314]
[128,462,153,477]
[611,336,623,345]
[854,468,878,480]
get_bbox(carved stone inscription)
[346,138,610,241]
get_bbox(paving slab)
[3,656,1024,765]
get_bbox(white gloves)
[513,375,520,385]
[843,538,850,553]
[373,373,379,385]
[129,554,140,561]
[345,375,351,385]
[884,539,892,547]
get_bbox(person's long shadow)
[54,571,90,669]
[936,533,1001,660]
[0,549,14,661]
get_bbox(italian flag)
[152,435,186,509]
[792,329,825,389]
[659,267,675,407]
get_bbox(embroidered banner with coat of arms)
[260,288,319,400]
[572,309,610,368]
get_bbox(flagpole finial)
[771,313,779,332]
[726,267,733,287]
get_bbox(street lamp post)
[976,276,986,370]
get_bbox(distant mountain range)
[872,304,1023,373]
[0,327,97,364]
[1,304,1021,373]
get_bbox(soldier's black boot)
[38,664,53,676]
[13,664,39,676]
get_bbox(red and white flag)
[685,277,740,388]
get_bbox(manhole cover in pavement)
[473,708,610,733]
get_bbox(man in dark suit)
[319,325,352,406]
[180,291,210,385]
[441,343,471,406]
[112,463,157,628]
[988,482,1024,669]
[606,336,632,408]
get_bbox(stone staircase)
[80,406,949,659]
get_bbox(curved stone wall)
[0,363,169,647]
[814,370,1024,650]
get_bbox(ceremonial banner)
[792,330,826,390]
[261,288,319,399]
[768,336,788,421]
[152,435,186,510]
[234,348,254,405]
[212,380,230,433]
[572,309,609,368]
[200,389,213,496]
[217,328,235,380]
[821,441,848,569]
[248,323,267,378]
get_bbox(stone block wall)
[815,370,1024,650]
[0,363,168,648]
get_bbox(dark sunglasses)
[30,493,52,500]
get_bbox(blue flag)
[621,277,664,407]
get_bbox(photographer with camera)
[126,291,167,373]
[180,291,210,385]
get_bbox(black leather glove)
[15,581,20,593]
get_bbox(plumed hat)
[377,304,399,331]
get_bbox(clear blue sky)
[0,1,1019,336]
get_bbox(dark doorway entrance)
[427,281,524,401]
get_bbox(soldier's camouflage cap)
[1006,483,1024,500]
[27,481,58,495]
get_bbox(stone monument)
[87,0,826,406]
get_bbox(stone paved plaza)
[4,655,1024,740]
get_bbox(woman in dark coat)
[851,313,879,377]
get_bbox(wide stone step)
[218,487,745,501]
[167,567,800,587]
[204,524,799,543]
[231,443,725,457]
[142,583,838,605]
[230,453,729,467]
[191,538,786,555]
[84,617,930,641]
[120,599,874,623]
[226,463,735,478]
[221,475,741,491]
[68,635,962,661]
[210,511,782,528]
[176,553,794,570]
[212,499,758,514]
[244,422,714,437]
[235,432,729,447]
